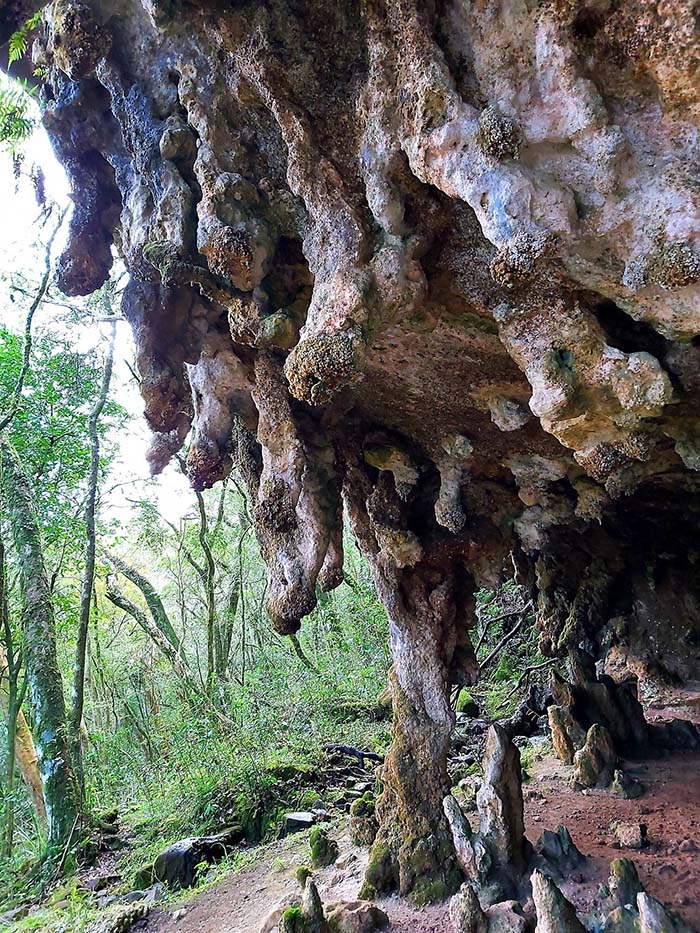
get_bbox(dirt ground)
[134,748,700,933]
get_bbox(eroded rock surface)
[6,0,700,904]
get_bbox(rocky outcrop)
[531,870,586,933]
[139,826,244,889]
[10,0,700,904]
[477,725,528,875]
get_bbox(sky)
[0,85,194,527]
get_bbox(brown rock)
[449,883,488,933]
[573,724,617,788]
[325,900,388,933]
[477,725,527,872]
[611,821,648,850]
[531,870,586,933]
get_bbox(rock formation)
[4,0,700,904]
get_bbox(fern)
[8,9,44,66]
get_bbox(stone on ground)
[637,892,686,932]
[612,769,643,799]
[611,820,648,850]
[299,877,327,933]
[609,858,644,908]
[572,724,617,788]
[477,725,527,872]
[603,905,643,933]
[349,793,378,847]
[534,825,583,876]
[151,826,244,888]
[449,883,488,933]
[548,705,585,765]
[531,869,586,933]
[485,899,528,932]
[325,900,389,933]
[284,812,318,835]
[309,826,339,868]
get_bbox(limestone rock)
[531,870,586,933]
[611,821,648,850]
[309,827,339,868]
[477,725,527,872]
[612,770,644,800]
[301,878,327,933]
[548,705,585,766]
[449,883,488,933]
[485,899,528,933]
[573,724,616,788]
[349,794,378,847]
[603,905,641,933]
[534,825,583,877]
[30,0,700,908]
[637,892,684,932]
[284,813,318,835]
[325,900,389,933]
[609,858,644,909]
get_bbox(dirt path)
[135,751,700,933]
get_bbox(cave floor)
[525,750,700,929]
[135,750,700,932]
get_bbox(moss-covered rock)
[456,690,479,717]
[309,826,338,868]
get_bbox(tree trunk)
[0,439,80,852]
[104,551,184,656]
[0,645,47,834]
[70,319,116,789]
[194,489,217,687]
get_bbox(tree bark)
[0,439,80,852]
[70,318,116,789]
[103,551,184,656]
[104,572,199,695]
[0,647,46,829]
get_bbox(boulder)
[349,793,378,847]
[485,899,528,932]
[573,724,616,788]
[325,900,389,933]
[456,689,480,717]
[548,705,585,765]
[611,820,648,850]
[151,826,244,888]
[612,769,643,800]
[444,794,482,882]
[309,826,339,868]
[603,905,642,933]
[609,858,644,908]
[449,883,488,933]
[534,825,584,877]
[477,725,527,873]
[301,878,327,933]
[284,812,318,835]
[531,870,586,933]
[258,894,299,933]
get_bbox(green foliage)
[8,11,43,66]
[0,81,35,152]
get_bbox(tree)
[0,440,80,852]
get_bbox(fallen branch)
[323,743,384,768]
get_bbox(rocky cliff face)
[6,0,700,901]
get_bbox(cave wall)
[5,0,700,898]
